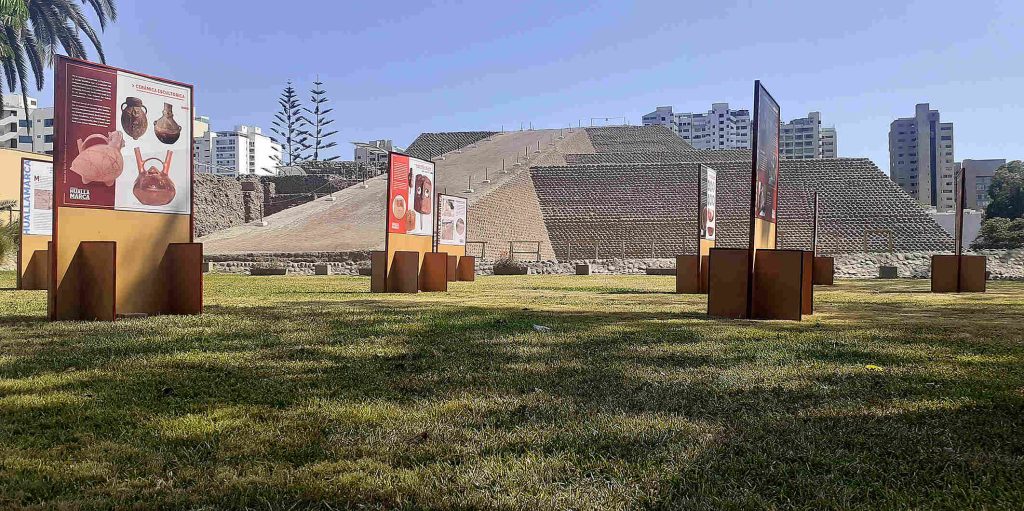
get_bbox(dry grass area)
[1,272,1022,509]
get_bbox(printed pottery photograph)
[392,194,407,220]
[70,131,125,186]
[153,102,182,144]
[131,147,176,206]
[120,96,148,140]
[33,189,53,210]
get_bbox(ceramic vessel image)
[120,97,148,140]
[132,147,176,206]
[70,131,125,186]
[413,175,432,215]
[153,103,181,144]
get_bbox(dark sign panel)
[752,80,780,225]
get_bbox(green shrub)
[0,200,18,265]
[492,257,528,275]
[971,217,1024,249]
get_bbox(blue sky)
[43,0,1024,171]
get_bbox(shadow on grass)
[0,279,1022,508]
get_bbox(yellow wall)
[18,234,49,289]
[437,243,466,258]
[53,208,191,318]
[753,218,776,251]
[1,150,52,285]
[385,232,433,273]
[0,148,50,209]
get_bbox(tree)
[984,160,1024,220]
[303,78,338,161]
[971,217,1024,249]
[0,199,17,266]
[271,81,311,166]
[1,0,117,129]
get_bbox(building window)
[44,119,53,127]
[18,135,31,143]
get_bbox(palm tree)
[0,0,117,127]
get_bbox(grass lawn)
[1,271,1022,510]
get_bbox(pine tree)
[303,78,339,161]
[271,81,311,166]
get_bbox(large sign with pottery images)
[51,56,199,320]
[58,58,191,214]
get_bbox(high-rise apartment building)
[643,103,751,150]
[642,106,678,133]
[781,112,837,159]
[957,158,1005,211]
[643,104,837,157]
[889,103,956,211]
[820,127,837,158]
[194,125,282,176]
[193,115,210,139]
[0,94,54,155]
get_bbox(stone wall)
[194,174,263,237]
[204,251,372,275]
[200,250,1024,280]
[266,175,360,195]
[834,250,1024,280]
[467,170,556,261]
[195,174,364,237]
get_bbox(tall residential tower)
[889,103,955,211]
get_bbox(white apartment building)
[194,125,282,176]
[643,103,751,150]
[1,94,54,155]
[889,103,956,211]
[781,112,838,160]
[643,104,838,158]
[820,127,837,159]
[354,139,393,166]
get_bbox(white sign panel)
[704,166,717,240]
[22,159,53,236]
[438,194,467,246]
[113,70,192,215]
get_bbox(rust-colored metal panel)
[700,255,710,294]
[802,251,814,316]
[370,250,386,293]
[21,248,50,290]
[420,252,449,292]
[75,241,116,321]
[386,233,433,274]
[707,248,750,319]
[751,249,804,321]
[675,255,700,294]
[446,255,458,282]
[931,255,959,293]
[47,241,54,317]
[812,256,835,286]
[164,243,202,315]
[959,255,987,293]
[457,256,476,282]
[387,251,419,293]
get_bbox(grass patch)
[0,271,1022,509]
